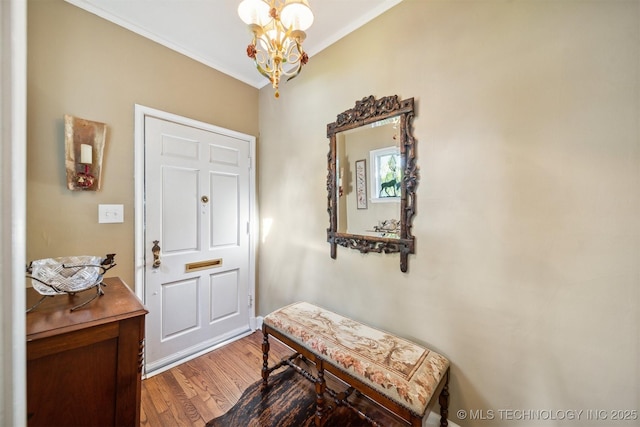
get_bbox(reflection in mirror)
[327,95,417,272]
[337,118,401,238]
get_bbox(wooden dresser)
[26,277,148,427]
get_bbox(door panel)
[163,167,199,251]
[162,278,199,339]
[210,173,239,246]
[162,134,199,159]
[209,143,240,166]
[210,269,239,321]
[143,115,253,373]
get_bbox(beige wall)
[27,0,259,287]
[257,1,639,426]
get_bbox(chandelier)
[238,0,314,98]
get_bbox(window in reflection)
[370,146,401,201]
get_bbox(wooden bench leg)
[315,359,326,426]
[261,328,270,390]
[439,369,450,427]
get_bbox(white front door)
[139,110,255,374]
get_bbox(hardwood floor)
[140,331,447,427]
[140,331,291,427]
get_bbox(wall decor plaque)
[64,114,107,191]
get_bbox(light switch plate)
[98,204,124,223]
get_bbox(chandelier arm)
[255,63,273,81]
[254,40,276,70]
[280,45,304,80]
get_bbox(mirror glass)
[326,95,417,272]
[336,117,401,238]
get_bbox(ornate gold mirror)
[327,95,417,272]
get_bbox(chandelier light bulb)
[237,0,271,26]
[280,0,314,31]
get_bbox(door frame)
[1,0,27,424]
[133,105,258,372]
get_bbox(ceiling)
[65,0,403,89]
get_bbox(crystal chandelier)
[238,0,314,98]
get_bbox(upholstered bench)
[261,302,450,427]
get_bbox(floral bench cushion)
[263,301,450,417]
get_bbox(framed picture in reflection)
[355,159,367,209]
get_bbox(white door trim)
[133,105,258,366]
[1,1,27,425]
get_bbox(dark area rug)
[206,367,402,427]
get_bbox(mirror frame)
[326,95,417,272]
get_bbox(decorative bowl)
[28,255,106,296]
